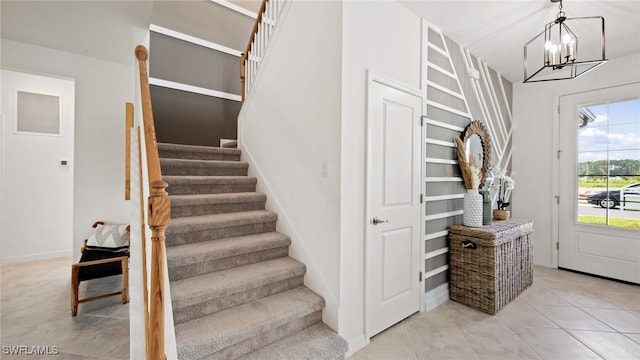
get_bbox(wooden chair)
[71,221,130,316]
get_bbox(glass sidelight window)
[577,97,640,228]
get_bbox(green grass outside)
[579,216,640,229]
[578,177,640,188]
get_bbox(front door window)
[578,98,640,228]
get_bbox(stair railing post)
[135,45,170,360]
[240,53,246,102]
[241,0,268,102]
[148,180,170,360]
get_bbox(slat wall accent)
[457,46,514,173]
[421,22,514,305]
[422,23,472,297]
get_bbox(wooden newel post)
[136,45,170,360]
[148,180,170,360]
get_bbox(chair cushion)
[78,249,127,282]
[86,224,130,252]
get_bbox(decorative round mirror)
[461,120,491,188]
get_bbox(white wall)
[1,39,133,261]
[237,0,343,331]
[341,0,421,352]
[512,53,640,267]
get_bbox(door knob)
[372,217,389,225]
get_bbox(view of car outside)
[577,98,640,229]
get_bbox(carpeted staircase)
[158,143,348,360]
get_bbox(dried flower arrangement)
[454,136,481,190]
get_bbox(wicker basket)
[448,219,534,314]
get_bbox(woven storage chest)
[449,219,534,314]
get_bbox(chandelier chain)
[557,0,565,19]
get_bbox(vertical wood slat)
[125,102,133,200]
[137,127,152,359]
[135,45,170,360]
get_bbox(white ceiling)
[1,1,155,65]
[398,0,640,83]
[2,1,638,82]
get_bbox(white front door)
[366,78,422,337]
[1,70,75,263]
[557,82,640,283]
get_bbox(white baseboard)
[1,250,72,264]
[220,138,236,147]
[423,282,449,311]
[345,334,368,358]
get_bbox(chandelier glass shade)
[523,0,607,83]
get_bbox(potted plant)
[489,167,515,220]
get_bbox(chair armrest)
[73,256,129,268]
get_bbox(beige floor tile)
[456,317,540,359]
[350,321,417,360]
[518,283,570,306]
[497,298,558,330]
[580,307,640,333]
[595,289,640,311]
[416,300,494,323]
[515,327,601,359]
[404,317,478,360]
[624,333,640,344]
[1,257,128,360]
[550,288,620,309]
[533,304,615,331]
[568,330,640,360]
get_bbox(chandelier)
[523,0,607,83]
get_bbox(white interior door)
[557,82,640,283]
[1,70,75,263]
[366,78,422,337]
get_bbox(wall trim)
[1,251,72,264]
[345,335,368,358]
[423,282,449,311]
[149,77,241,102]
[209,0,257,19]
[150,24,242,58]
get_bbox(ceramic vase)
[463,189,483,227]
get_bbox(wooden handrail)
[240,0,269,102]
[135,45,170,360]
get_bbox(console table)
[448,219,534,314]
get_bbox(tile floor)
[1,257,639,359]
[1,257,129,359]
[349,266,640,360]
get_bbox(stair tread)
[171,257,305,308]
[167,210,277,234]
[161,158,249,167]
[239,323,348,360]
[158,142,241,155]
[175,286,325,358]
[171,192,266,205]
[164,175,257,184]
[167,232,290,263]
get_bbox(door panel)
[1,70,75,262]
[366,79,422,337]
[557,82,640,283]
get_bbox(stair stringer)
[236,144,339,332]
